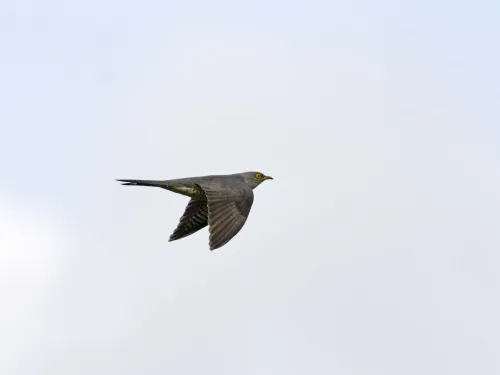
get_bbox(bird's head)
[241,171,273,189]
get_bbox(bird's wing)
[169,198,208,242]
[197,179,254,250]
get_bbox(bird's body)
[117,172,272,250]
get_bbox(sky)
[1,0,499,374]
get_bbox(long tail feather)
[116,179,169,188]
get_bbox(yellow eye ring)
[255,173,262,179]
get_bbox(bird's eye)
[255,173,262,179]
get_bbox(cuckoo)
[116,171,273,250]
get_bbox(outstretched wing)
[197,179,254,250]
[169,198,208,242]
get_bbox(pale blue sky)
[1,1,499,374]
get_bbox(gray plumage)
[116,171,273,250]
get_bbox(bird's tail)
[116,179,169,188]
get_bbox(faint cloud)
[0,197,65,374]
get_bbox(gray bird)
[116,171,273,250]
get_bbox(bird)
[116,171,273,250]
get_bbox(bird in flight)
[116,171,273,250]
